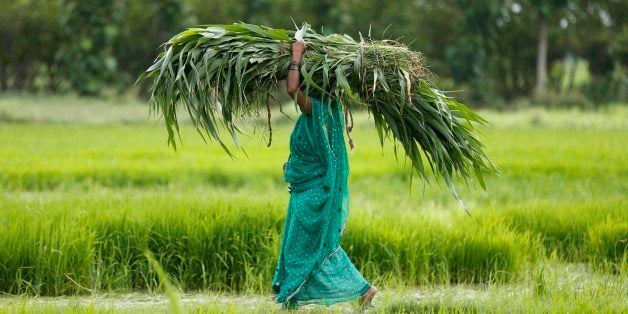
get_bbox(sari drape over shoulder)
[272,96,371,308]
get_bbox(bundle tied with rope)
[140,22,499,213]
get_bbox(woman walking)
[271,39,378,309]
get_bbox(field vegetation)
[0,95,626,312]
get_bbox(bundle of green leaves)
[141,22,498,210]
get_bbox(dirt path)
[0,285,497,313]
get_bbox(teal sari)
[272,95,371,308]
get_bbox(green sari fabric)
[272,96,371,308]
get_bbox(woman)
[271,39,378,309]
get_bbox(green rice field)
[0,95,626,313]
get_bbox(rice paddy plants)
[0,190,539,295]
[586,219,628,273]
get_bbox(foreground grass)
[0,262,625,313]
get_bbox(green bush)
[583,72,628,105]
[531,91,594,109]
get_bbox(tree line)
[0,0,625,106]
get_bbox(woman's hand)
[291,41,306,56]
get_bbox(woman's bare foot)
[358,285,377,308]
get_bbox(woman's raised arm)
[286,41,312,115]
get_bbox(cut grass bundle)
[141,22,498,209]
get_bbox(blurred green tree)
[529,0,568,96]
[114,0,187,95]
[0,0,66,91]
[59,0,123,96]
[0,0,624,104]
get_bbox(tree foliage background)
[0,0,625,105]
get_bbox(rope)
[266,94,272,147]
[343,105,355,150]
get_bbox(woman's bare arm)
[286,41,312,115]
